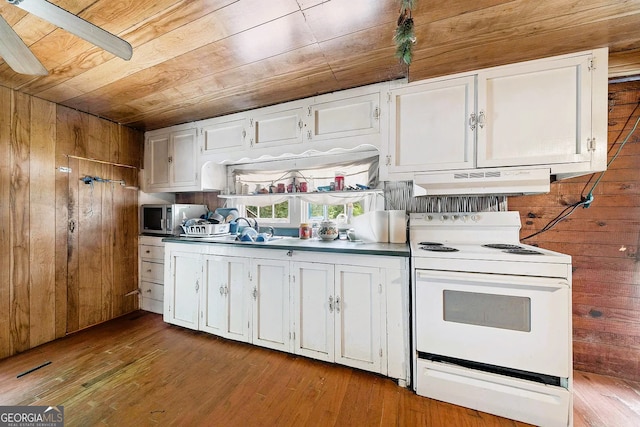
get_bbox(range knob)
[452,215,459,221]
[440,215,449,221]
[426,215,434,221]
[471,214,480,222]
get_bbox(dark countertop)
[162,235,409,257]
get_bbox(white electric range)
[410,211,573,427]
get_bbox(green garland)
[394,0,416,65]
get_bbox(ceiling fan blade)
[0,14,47,75]
[8,0,133,60]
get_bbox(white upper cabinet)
[309,90,381,142]
[200,113,248,154]
[144,125,199,192]
[145,133,170,188]
[381,48,607,184]
[249,101,307,149]
[476,52,594,168]
[386,76,475,177]
[171,129,199,187]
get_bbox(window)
[246,201,290,223]
[307,201,366,222]
[227,151,380,227]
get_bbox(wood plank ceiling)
[0,0,639,131]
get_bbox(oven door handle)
[415,271,569,292]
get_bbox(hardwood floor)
[0,311,638,427]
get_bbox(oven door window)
[443,290,531,332]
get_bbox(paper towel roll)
[352,210,388,243]
[388,210,407,243]
[370,210,389,243]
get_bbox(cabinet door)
[291,262,334,362]
[251,258,291,352]
[334,265,382,373]
[388,76,475,174]
[146,133,170,188]
[165,251,201,330]
[309,92,380,142]
[250,105,304,148]
[170,129,199,187]
[201,116,247,154]
[477,53,593,167]
[202,255,250,342]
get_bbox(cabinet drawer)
[140,244,164,261]
[141,281,164,301]
[141,261,164,282]
[141,297,163,314]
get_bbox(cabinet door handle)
[298,119,303,129]
[146,289,152,293]
[145,250,151,254]
[478,110,486,129]
[335,296,341,313]
[469,113,477,131]
[224,286,229,296]
[252,287,257,300]
[219,286,224,296]
[242,129,246,139]
[168,156,173,163]
[329,295,334,313]
[195,280,199,292]
[373,106,380,120]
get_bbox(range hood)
[413,167,551,196]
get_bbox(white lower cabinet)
[164,249,202,329]
[334,265,382,373]
[201,255,250,342]
[292,262,383,374]
[164,242,410,384]
[139,236,166,314]
[292,262,335,362]
[251,258,291,352]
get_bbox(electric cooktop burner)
[482,243,543,255]
[483,243,523,250]
[503,248,544,255]
[418,242,443,246]
[420,245,459,252]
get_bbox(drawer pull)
[145,250,151,254]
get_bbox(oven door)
[415,269,570,378]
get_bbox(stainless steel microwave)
[140,204,208,235]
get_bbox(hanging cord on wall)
[522,102,640,241]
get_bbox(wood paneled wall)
[0,86,143,359]
[510,81,640,382]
